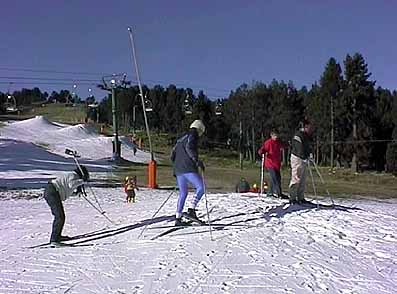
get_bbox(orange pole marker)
[148,160,158,188]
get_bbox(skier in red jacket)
[258,129,287,198]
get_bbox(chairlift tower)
[98,74,129,161]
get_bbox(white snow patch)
[1,191,395,293]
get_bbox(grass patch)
[28,103,86,124]
[114,153,397,199]
[111,134,397,199]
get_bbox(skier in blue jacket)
[171,120,206,226]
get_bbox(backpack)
[235,178,250,193]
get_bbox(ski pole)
[138,187,176,239]
[307,160,319,208]
[82,185,106,214]
[260,154,264,195]
[65,148,88,183]
[81,187,115,225]
[309,159,335,207]
[202,171,213,241]
[65,148,107,214]
[86,184,105,213]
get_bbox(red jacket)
[258,138,285,170]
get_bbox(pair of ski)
[28,241,94,249]
[150,213,250,240]
[27,228,109,249]
[289,200,335,209]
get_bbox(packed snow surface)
[0,116,396,293]
[0,190,396,293]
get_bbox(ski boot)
[175,218,191,227]
[185,208,205,224]
[59,235,72,241]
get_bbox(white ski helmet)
[190,120,206,136]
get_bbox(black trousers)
[44,183,65,242]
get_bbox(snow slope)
[1,116,151,162]
[0,189,396,293]
[0,116,151,188]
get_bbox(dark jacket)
[291,130,311,160]
[171,129,200,175]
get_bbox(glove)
[197,160,205,172]
[309,153,314,161]
[76,185,84,197]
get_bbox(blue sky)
[0,0,396,100]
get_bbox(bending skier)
[171,120,206,226]
[289,120,313,204]
[43,166,89,245]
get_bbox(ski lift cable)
[0,81,98,86]
[0,66,112,76]
[0,76,101,82]
[0,67,231,98]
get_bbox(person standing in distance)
[258,128,287,198]
[289,120,313,204]
[171,120,206,226]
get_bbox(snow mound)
[0,116,151,183]
[0,139,111,188]
[9,115,61,131]
[54,124,97,139]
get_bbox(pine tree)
[371,87,395,170]
[343,53,376,172]
[316,57,344,166]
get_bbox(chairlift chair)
[5,95,18,113]
[144,98,153,112]
[215,101,223,116]
[184,103,193,115]
[183,95,193,114]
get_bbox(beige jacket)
[51,172,84,201]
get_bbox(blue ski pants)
[268,168,282,196]
[176,172,204,215]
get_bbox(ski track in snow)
[1,116,396,293]
[0,189,396,294]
